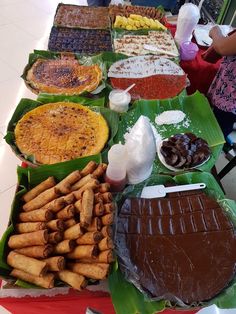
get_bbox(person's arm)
[209,25,236,56]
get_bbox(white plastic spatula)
[141,183,206,198]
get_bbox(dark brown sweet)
[48,27,112,54]
[160,133,211,169]
[54,4,110,29]
[116,191,236,304]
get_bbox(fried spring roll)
[46,219,65,231]
[56,205,75,220]
[102,192,113,203]
[80,161,98,177]
[64,218,77,228]
[43,256,65,271]
[94,193,103,203]
[73,179,99,200]
[8,230,48,249]
[42,198,66,213]
[56,170,81,194]
[49,231,63,244]
[67,245,98,259]
[19,209,53,222]
[96,183,110,193]
[22,177,56,203]
[104,203,115,214]
[68,262,110,280]
[11,269,54,289]
[76,232,103,245]
[63,193,75,204]
[101,226,113,238]
[101,213,114,226]
[93,202,104,217]
[80,189,94,227]
[57,270,87,291]
[64,223,83,240]
[7,251,47,276]
[16,222,46,233]
[15,244,53,258]
[23,187,60,212]
[74,199,82,213]
[71,174,94,191]
[78,250,114,264]
[98,237,114,251]
[54,239,75,254]
[87,218,102,232]
[92,163,107,179]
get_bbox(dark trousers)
[87,0,110,5]
[213,106,236,138]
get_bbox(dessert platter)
[0,3,235,314]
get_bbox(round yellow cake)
[15,102,109,164]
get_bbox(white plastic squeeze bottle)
[105,144,127,192]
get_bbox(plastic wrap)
[124,116,156,184]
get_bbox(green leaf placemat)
[109,172,236,314]
[4,97,118,165]
[114,91,225,174]
[0,156,101,288]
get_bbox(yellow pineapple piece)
[129,14,143,20]
[154,19,167,31]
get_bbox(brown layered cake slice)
[116,191,236,304]
[54,4,110,29]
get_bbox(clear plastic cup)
[180,41,199,61]
[109,89,131,113]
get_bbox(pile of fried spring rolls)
[7,161,115,290]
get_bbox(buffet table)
[0,6,225,314]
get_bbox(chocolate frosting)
[116,191,236,304]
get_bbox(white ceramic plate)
[157,139,210,172]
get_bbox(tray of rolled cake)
[1,161,115,290]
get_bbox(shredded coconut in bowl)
[155,110,186,125]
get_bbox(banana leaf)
[21,50,128,102]
[0,156,100,288]
[114,91,225,174]
[37,93,105,107]
[21,49,105,80]
[4,97,119,165]
[109,171,236,313]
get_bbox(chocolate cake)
[116,190,236,304]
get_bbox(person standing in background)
[207,25,236,137]
[87,0,110,6]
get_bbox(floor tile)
[14,14,54,40]
[0,39,39,74]
[0,59,18,83]
[0,78,36,130]
[216,152,236,200]
[0,0,24,6]
[0,24,35,49]
[0,140,19,195]
[0,14,11,26]
[0,185,17,240]
[0,2,48,23]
